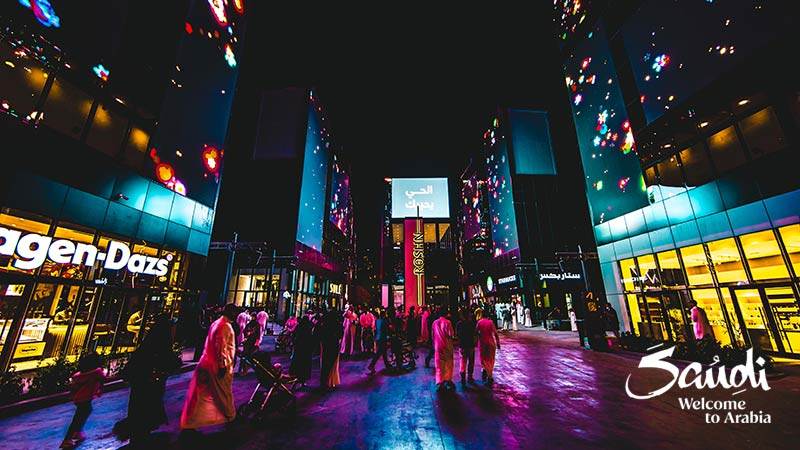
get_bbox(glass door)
[642,293,669,340]
[731,288,779,352]
[763,286,800,355]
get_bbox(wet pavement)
[1,329,799,449]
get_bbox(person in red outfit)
[60,352,106,448]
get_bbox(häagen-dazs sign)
[0,226,171,276]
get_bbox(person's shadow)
[433,389,468,438]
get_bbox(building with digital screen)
[558,1,800,357]
[456,109,596,323]
[0,0,246,372]
[379,178,456,310]
[210,87,356,321]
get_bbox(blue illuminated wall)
[621,0,789,125]
[565,21,648,226]
[295,100,329,252]
[508,109,557,176]
[391,178,450,219]
[486,138,519,258]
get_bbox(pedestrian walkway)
[1,331,798,449]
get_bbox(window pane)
[690,289,732,346]
[680,244,713,286]
[87,103,128,157]
[719,289,746,347]
[0,40,47,119]
[707,126,746,174]
[643,166,658,187]
[739,107,785,158]
[619,258,638,292]
[0,283,28,357]
[679,145,714,187]
[740,230,790,280]
[706,238,746,284]
[424,223,436,243]
[655,156,684,198]
[779,224,800,276]
[122,127,150,169]
[636,254,659,290]
[392,223,403,244]
[42,77,93,139]
[626,294,643,335]
[657,250,686,287]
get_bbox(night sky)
[217,2,590,256]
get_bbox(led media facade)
[391,178,450,219]
[295,99,330,252]
[486,137,519,258]
[564,22,648,226]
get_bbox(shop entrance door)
[730,286,800,355]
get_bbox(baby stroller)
[237,351,299,421]
[387,337,417,371]
[274,328,294,354]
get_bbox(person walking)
[359,308,376,354]
[123,315,181,445]
[503,305,513,331]
[60,352,106,448]
[180,304,237,430]
[424,306,439,368]
[432,309,456,392]
[239,316,262,375]
[289,316,315,386]
[419,306,430,344]
[476,308,500,387]
[367,309,393,373]
[318,309,343,389]
[456,309,477,387]
[256,309,269,340]
[511,302,519,331]
[339,306,357,358]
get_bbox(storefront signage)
[498,275,517,285]
[330,283,342,295]
[94,278,108,285]
[539,272,581,281]
[0,226,171,276]
[404,218,425,308]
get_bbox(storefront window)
[680,244,713,286]
[707,126,747,174]
[778,224,800,276]
[657,250,686,287]
[0,283,27,358]
[88,289,126,355]
[707,238,747,284]
[619,258,638,292]
[96,236,131,285]
[740,230,790,280]
[635,254,660,291]
[662,291,691,342]
[12,283,82,369]
[40,225,95,280]
[62,286,98,360]
[117,293,145,352]
[719,289,746,347]
[690,289,732,346]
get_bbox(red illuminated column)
[404,218,425,309]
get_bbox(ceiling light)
[737,99,749,106]
[699,121,709,128]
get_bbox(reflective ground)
[1,329,799,449]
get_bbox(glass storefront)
[0,208,192,371]
[618,225,800,356]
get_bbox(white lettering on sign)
[0,226,170,276]
[498,275,517,285]
[539,272,581,281]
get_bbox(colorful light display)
[553,0,591,41]
[149,148,187,196]
[296,98,330,252]
[329,160,351,236]
[564,22,648,225]
[621,0,786,124]
[485,120,520,258]
[233,0,245,14]
[18,0,60,28]
[208,0,228,26]
[201,144,223,182]
[224,43,236,67]
[461,175,483,241]
[92,63,110,82]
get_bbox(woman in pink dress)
[689,300,715,341]
[475,308,501,387]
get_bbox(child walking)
[60,352,106,449]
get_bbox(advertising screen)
[391,178,450,219]
[329,159,351,236]
[295,100,330,252]
[508,109,557,176]
[621,0,789,125]
[486,138,519,258]
[564,22,648,225]
[461,174,482,241]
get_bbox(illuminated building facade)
[558,0,800,356]
[211,87,356,320]
[0,0,246,372]
[379,178,456,310]
[457,108,595,322]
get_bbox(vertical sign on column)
[404,218,425,309]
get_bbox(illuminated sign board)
[0,227,171,276]
[539,272,582,281]
[392,178,450,219]
[404,218,425,308]
[498,275,517,285]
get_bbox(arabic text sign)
[539,272,581,281]
[391,178,450,219]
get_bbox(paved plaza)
[1,330,798,450]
